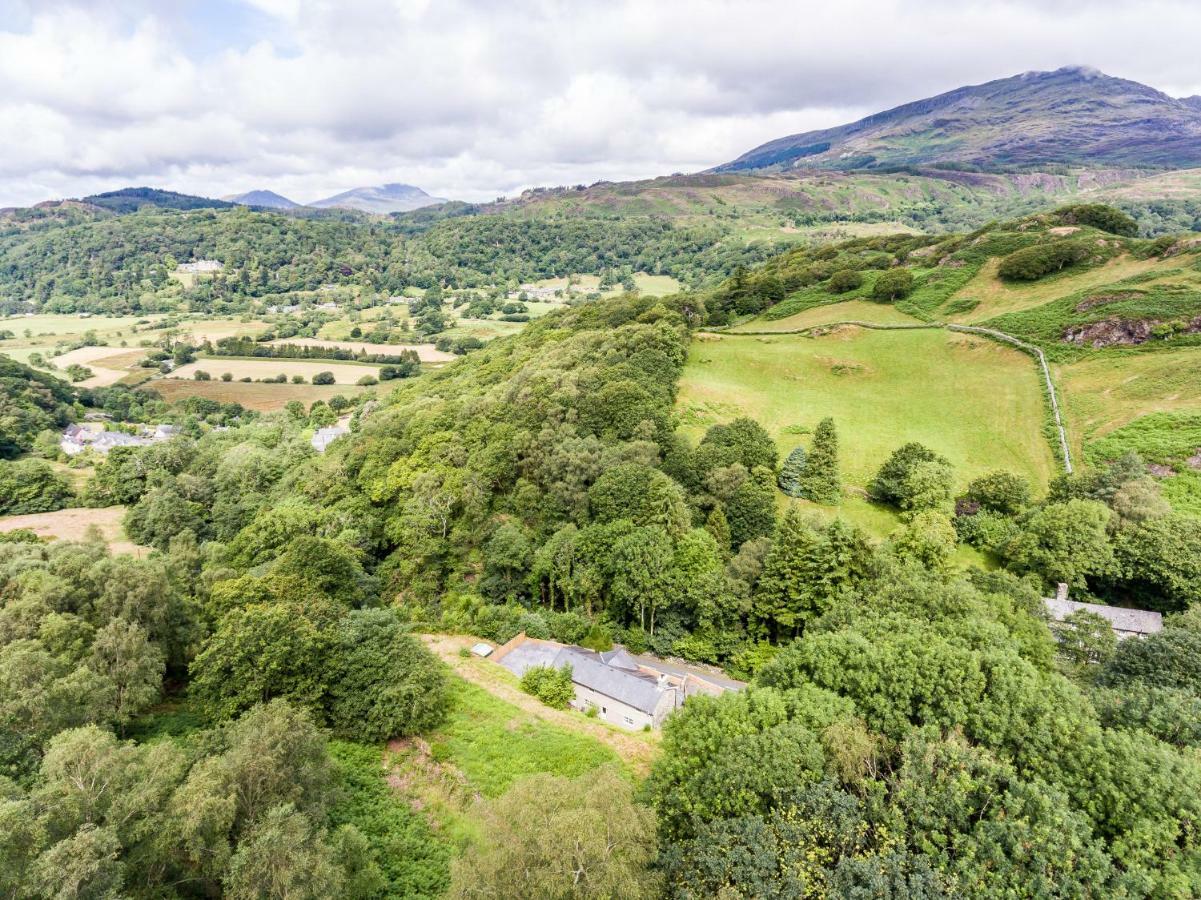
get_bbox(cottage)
[492,634,744,730]
[1044,583,1163,640]
[177,259,223,274]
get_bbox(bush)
[312,371,336,385]
[356,375,378,386]
[520,664,575,709]
[0,458,74,514]
[826,269,863,294]
[193,370,211,381]
[871,268,914,301]
[220,372,233,382]
[997,241,1088,281]
[1057,203,1138,237]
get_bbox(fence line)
[700,319,1075,474]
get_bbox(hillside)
[312,182,446,214]
[718,66,1201,173]
[226,189,301,209]
[81,186,234,213]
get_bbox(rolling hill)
[310,182,446,214]
[225,189,300,209]
[717,66,1201,173]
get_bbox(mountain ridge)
[717,66,1201,173]
[225,189,300,209]
[309,182,446,214]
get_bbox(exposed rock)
[1148,463,1176,477]
[1075,291,1142,313]
[1064,315,1201,347]
[1187,450,1201,470]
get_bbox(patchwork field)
[0,505,146,557]
[267,337,455,362]
[169,357,382,384]
[145,377,369,411]
[678,327,1056,534]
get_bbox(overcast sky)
[2,0,1201,207]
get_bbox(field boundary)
[700,318,1075,474]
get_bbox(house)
[177,259,223,274]
[59,422,180,456]
[60,423,91,456]
[1044,583,1163,640]
[149,424,181,441]
[311,424,350,452]
[492,634,745,730]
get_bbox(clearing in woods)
[678,327,1056,535]
[169,357,383,384]
[144,378,371,411]
[0,506,146,557]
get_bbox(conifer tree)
[752,508,825,640]
[704,507,732,557]
[778,446,807,497]
[798,417,840,505]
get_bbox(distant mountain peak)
[716,67,1201,173]
[309,183,446,214]
[225,189,300,209]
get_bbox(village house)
[492,634,744,730]
[60,422,182,456]
[1044,583,1163,640]
[311,424,350,452]
[177,259,223,274]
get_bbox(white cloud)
[1,0,1201,206]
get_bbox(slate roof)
[556,648,667,715]
[1044,597,1163,637]
[311,425,350,452]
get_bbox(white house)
[311,424,350,452]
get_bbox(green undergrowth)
[328,741,453,899]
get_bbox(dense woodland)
[2,198,1201,896]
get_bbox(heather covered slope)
[718,67,1201,173]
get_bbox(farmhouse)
[492,634,743,730]
[1044,583,1163,640]
[60,422,182,456]
[177,259,223,274]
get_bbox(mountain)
[81,187,233,214]
[309,182,445,214]
[225,189,300,209]
[717,66,1201,173]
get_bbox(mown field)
[145,377,370,411]
[678,327,1057,536]
[0,505,146,556]
[170,357,383,384]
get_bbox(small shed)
[469,642,493,658]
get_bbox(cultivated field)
[267,337,455,362]
[679,328,1056,517]
[145,378,369,411]
[0,506,146,557]
[169,358,383,385]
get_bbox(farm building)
[311,424,350,452]
[177,259,223,274]
[1044,583,1163,640]
[492,634,743,730]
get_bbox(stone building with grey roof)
[1044,583,1163,640]
[492,634,744,730]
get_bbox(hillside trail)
[420,633,660,777]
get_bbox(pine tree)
[752,508,825,640]
[778,446,807,497]
[704,507,732,557]
[798,417,840,505]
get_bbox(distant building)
[60,422,181,456]
[177,259,223,274]
[492,634,744,730]
[1044,583,1163,640]
[311,424,350,452]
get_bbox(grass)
[1081,411,1201,517]
[267,338,455,363]
[731,299,922,332]
[678,328,1056,537]
[0,505,146,556]
[421,676,621,799]
[170,357,384,385]
[144,378,370,411]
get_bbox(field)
[678,328,1056,535]
[145,377,369,411]
[522,272,681,297]
[267,337,455,362]
[730,299,922,332]
[0,505,145,556]
[170,357,383,385]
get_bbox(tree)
[871,268,914,301]
[87,619,164,732]
[448,767,660,899]
[699,418,778,473]
[778,446,807,497]
[311,371,335,385]
[753,508,828,638]
[1052,610,1116,668]
[327,609,449,740]
[828,269,863,294]
[520,664,575,709]
[724,468,777,547]
[224,805,351,900]
[0,458,73,515]
[797,418,840,505]
[890,510,957,574]
[1002,499,1115,589]
[960,470,1031,516]
[871,443,953,514]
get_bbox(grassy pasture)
[144,378,367,411]
[267,337,456,363]
[170,357,382,385]
[731,299,922,332]
[0,506,145,557]
[678,328,1056,535]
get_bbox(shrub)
[356,375,378,386]
[312,371,336,385]
[997,241,1087,281]
[1057,203,1138,237]
[871,268,914,301]
[220,372,233,382]
[520,664,575,709]
[826,269,863,294]
[193,370,211,381]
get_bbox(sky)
[2,0,1201,207]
